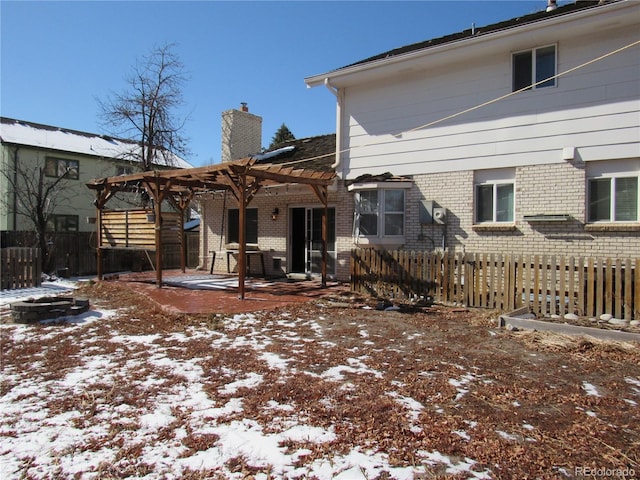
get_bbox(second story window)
[45,157,79,180]
[512,45,556,91]
[116,165,134,176]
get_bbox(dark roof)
[345,172,412,186]
[342,1,604,70]
[255,134,336,172]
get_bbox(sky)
[1,0,558,167]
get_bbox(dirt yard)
[1,281,639,479]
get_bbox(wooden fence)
[1,229,199,279]
[1,247,42,290]
[351,249,640,320]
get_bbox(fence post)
[596,258,604,317]
[635,258,640,320]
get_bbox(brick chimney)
[221,103,262,162]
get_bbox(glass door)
[290,207,336,276]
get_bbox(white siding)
[341,22,639,179]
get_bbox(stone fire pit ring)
[10,296,90,324]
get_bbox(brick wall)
[407,161,639,258]
[199,182,354,281]
[199,161,637,283]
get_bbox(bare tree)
[1,150,76,272]
[98,43,189,171]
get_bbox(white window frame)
[587,175,639,223]
[474,169,515,224]
[116,165,134,176]
[587,160,640,223]
[349,182,411,245]
[45,157,79,180]
[512,44,557,92]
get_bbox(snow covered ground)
[1,280,638,479]
[0,281,492,479]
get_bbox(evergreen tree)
[269,123,295,149]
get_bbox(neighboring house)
[200,104,353,279]
[304,0,639,262]
[0,117,192,234]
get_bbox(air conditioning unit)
[433,207,447,224]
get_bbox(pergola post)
[144,173,173,288]
[322,201,328,288]
[96,206,103,281]
[154,194,163,287]
[310,184,329,287]
[169,190,194,274]
[92,185,116,282]
[238,177,247,299]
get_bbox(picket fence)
[350,249,640,320]
[0,247,42,290]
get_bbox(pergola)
[86,157,336,299]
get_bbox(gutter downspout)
[324,78,343,174]
[12,147,19,231]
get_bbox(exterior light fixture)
[271,208,279,221]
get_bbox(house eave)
[304,0,635,89]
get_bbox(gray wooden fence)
[1,247,42,290]
[351,249,639,320]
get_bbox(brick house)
[200,104,353,280]
[303,0,639,262]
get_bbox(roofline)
[1,116,192,168]
[0,140,127,161]
[0,116,136,147]
[304,0,632,88]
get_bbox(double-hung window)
[588,176,639,223]
[45,157,79,180]
[512,45,557,91]
[475,170,515,223]
[350,183,410,243]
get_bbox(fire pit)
[10,296,90,324]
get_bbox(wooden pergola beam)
[168,189,195,273]
[87,157,336,294]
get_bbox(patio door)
[289,207,336,277]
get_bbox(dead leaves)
[4,281,640,478]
